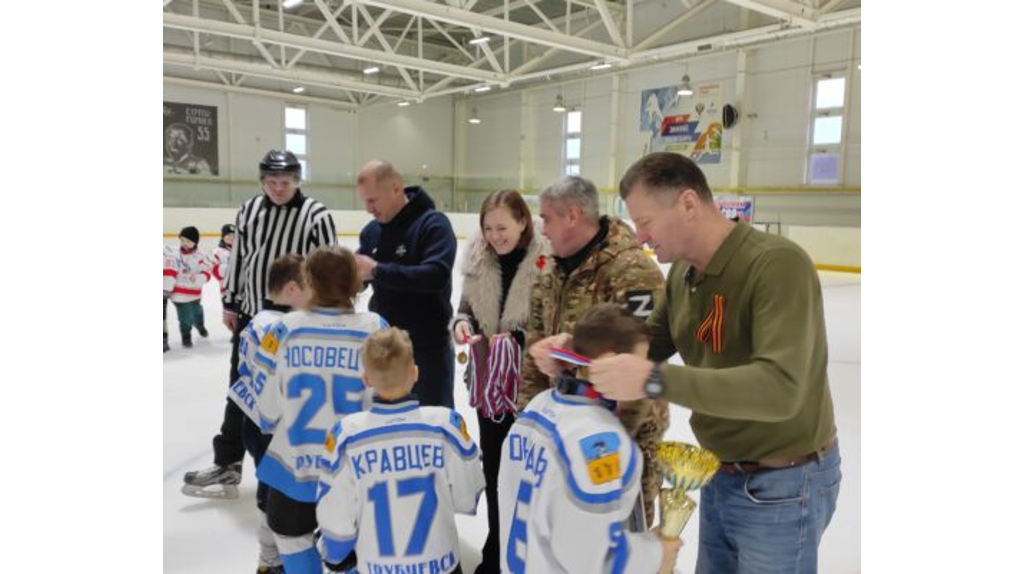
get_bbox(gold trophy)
[654,441,721,573]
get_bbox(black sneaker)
[197,325,209,338]
[163,336,170,353]
[182,334,193,348]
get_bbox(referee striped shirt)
[223,190,337,317]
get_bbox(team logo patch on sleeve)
[325,421,343,453]
[580,432,622,485]
[450,411,471,441]
[260,324,287,354]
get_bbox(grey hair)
[358,159,403,187]
[539,176,600,222]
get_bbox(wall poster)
[639,83,723,164]
[163,101,218,175]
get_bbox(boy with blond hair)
[317,327,485,574]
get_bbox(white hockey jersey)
[499,389,663,574]
[169,247,211,303]
[317,397,485,574]
[255,307,388,503]
[163,245,178,294]
[211,244,231,294]
[227,306,287,425]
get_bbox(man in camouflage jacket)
[518,175,669,527]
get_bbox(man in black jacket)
[355,160,458,408]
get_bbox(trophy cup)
[654,441,721,573]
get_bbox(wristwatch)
[644,362,665,399]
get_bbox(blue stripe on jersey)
[255,352,276,370]
[517,411,637,505]
[256,454,318,503]
[369,401,420,415]
[321,534,357,565]
[259,414,278,433]
[379,315,390,329]
[288,327,374,340]
[339,423,477,458]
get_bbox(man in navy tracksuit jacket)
[355,160,458,408]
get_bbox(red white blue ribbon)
[550,346,591,367]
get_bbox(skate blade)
[180,483,240,500]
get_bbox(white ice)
[163,237,860,573]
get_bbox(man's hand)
[658,535,683,573]
[589,353,653,401]
[222,309,237,332]
[528,333,573,377]
[355,253,378,282]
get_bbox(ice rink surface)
[164,237,860,573]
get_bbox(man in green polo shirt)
[531,152,841,573]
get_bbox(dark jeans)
[172,300,205,336]
[412,341,455,408]
[476,411,515,574]
[212,313,251,467]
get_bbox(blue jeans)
[696,445,842,574]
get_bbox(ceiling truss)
[164,0,859,106]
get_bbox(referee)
[181,149,337,499]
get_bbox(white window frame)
[805,72,847,185]
[564,109,582,177]
[285,104,309,182]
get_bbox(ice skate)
[256,564,284,574]
[181,463,241,499]
[197,324,209,338]
[182,333,193,348]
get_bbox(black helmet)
[259,150,301,177]
[221,223,235,237]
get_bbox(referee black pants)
[212,313,251,467]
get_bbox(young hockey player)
[498,303,683,574]
[169,226,211,347]
[317,327,485,574]
[181,254,309,572]
[254,246,388,574]
[211,223,234,295]
[163,244,178,353]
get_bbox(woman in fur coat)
[451,189,549,574]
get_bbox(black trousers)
[476,410,515,574]
[212,313,251,467]
[266,486,318,537]
[412,342,455,408]
[242,416,272,511]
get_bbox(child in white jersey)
[317,327,485,574]
[168,226,212,348]
[499,303,683,574]
[254,246,388,574]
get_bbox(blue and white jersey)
[316,396,485,574]
[227,307,287,425]
[498,389,662,574]
[254,307,388,503]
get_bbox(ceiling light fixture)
[397,101,411,107]
[474,86,492,93]
[677,74,693,97]
[363,66,380,75]
[283,0,303,8]
[468,36,491,45]
[590,63,612,70]
[468,108,482,124]
[292,86,305,93]
[552,94,567,113]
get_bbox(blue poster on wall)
[639,84,722,164]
